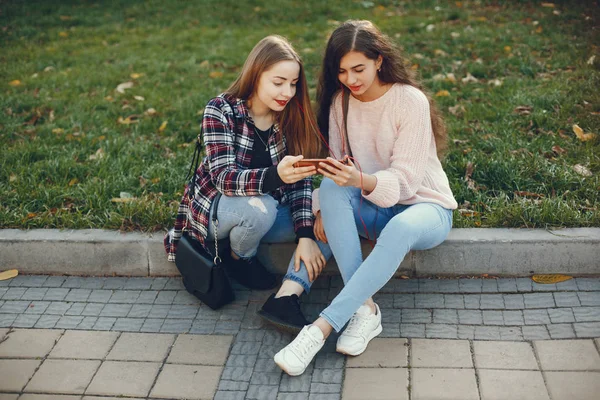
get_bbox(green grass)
[1,0,598,231]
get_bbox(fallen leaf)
[111,197,137,203]
[139,176,148,188]
[9,174,17,182]
[488,79,503,86]
[116,81,134,94]
[410,63,419,70]
[451,32,460,38]
[105,96,114,102]
[514,105,533,115]
[199,60,210,68]
[540,2,555,8]
[117,115,140,125]
[449,104,466,116]
[435,90,450,97]
[130,73,144,79]
[158,120,168,132]
[514,191,544,198]
[52,128,64,134]
[453,139,469,145]
[551,145,567,155]
[532,274,572,284]
[426,24,435,32]
[59,15,72,21]
[209,71,224,79]
[573,164,592,177]
[26,212,37,219]
[573,124,596,141]
[151,177,161,184]
[88,148,105,160]
[134,95,145,101]
[59,31,68,38]
[458,209,480,217]
[465,161,474,180]
[587,56,595,66]
[68,178,79,186]
[0,269,18,281]
[504,46,512,52]
[399,275,410,280]
[434,49,448,57]
[461,73,478,83]
[535,26,543,33]
[144,108,157,116]
[9,80,21,86]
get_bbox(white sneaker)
[274,324,325,376]
[336,303,382,356]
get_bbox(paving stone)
[49,330,118,359]
[311,368,343,384]
[218,379,249,391]
[524,309,550,325]
[246,385,279,400]
[64,288,91,302]
[76,316,98,330]
[221,366,253,381]
[545,372,600,400]
[135,290,158,304]
[236,329,266,342]
[253,357,281,373]
[251,371,282,385]
[346,338,407,368]
[532,282,557,292]
[443,295,465,309]
[278,393,309,400]
[457,325,475,339]
[481,279,499,293]
[392,294,414,311]
[575,278,600,291]
[412,368,478,400]
[573,322,600,338]
[155,291,177,304]
[25,359,100,394]
[548,308,575,323]
[100,303,132,317]
[458,310,483,325]
[2,287,26,299]
[12,313,40,328]
[499,326,524,340]
[554,292,581,307]
[310,383,342,393]
[0,300,31,314]
[554,279,579,291]
[0,359,41,391]
[400,323,425,337]
[483,311,504,325]
[25,300,50,314]
[21,287,48,301]
[55,315,85,329]
[108,290,141,303]
[308,394,341,400]
[547,324,576,339]
[105,332,174,362]
[167,334,232,365]
[190,319,216,334]
[315,352,345,369]
[160,318,192,333]
[419,279,440,292]
[124,277,154,290]
[579,292,600,306]
[101,277,129,290]
[88,289,113,303]
[42,276,67,287]
[151,364,223,399]
[503,294,525,309]
[437,280,460,293]
[0,313,16,327]
[127,304,152,318]
[395,279,419,293]
[480,294,504,309]
[63,277,105,289]
[43,288,70,301]
[231,340,262,355]
[573,307,600,322]
[535,340,600,370]
[412,339,472,368]
[474,341,538,369]
[381,309,402,324]
[503,310,524,325]
[150,277,169,290]
[65,302,86,316]
[459,279,482,293]
[196,305,222,321]
[515,278,533,292]
[34,315,59,329]
[478,369,549,400]
[140,318,164,333]
[402,309,431,323]
[93,316,116,330]
[164,278,185,290]
[426,324,458,339]
[415,294,444,308]
[474,326,501,340]
[258,343,282,360]
[81,303,104,316]
[171,290,200,305]
[522,325,550,340]
[0,328,63,358]
[380,322,400,337]
[214,391,246,400]
[167,304,198,319]
[45,301,71,315]
[524,293,555,308]
[496,278,517,292]
[463,294,480,309]
[373,293,394,308]
[214,320,242,334]
[112,317,144,331]
[148,304,171,318]
[86,361,161,397]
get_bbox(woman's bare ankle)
[312,317,333,339]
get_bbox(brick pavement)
[0,275,599,399]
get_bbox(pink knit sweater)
[313,83,458,213]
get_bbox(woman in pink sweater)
[274,20,458,376]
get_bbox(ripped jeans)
[206,194,332,293]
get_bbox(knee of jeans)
[245,195,278,227]
[319,178,351,205]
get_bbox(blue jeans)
[318,178,453,332]
[206,194,332,293]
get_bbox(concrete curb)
[0,228,598,277]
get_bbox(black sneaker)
[222,252,278,290]
[257,293,310,334]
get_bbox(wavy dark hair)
[316,20,448,155]
[225,35,323,158]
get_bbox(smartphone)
[293,159,340,169]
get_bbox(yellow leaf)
[27,212,37,219]
[476,16,487,21]
[88,148,105,161]
[199,60,210,69]
[52,128,64,134]
[130,73,144,79]
[9,80,21,86]
[158,120,168,132]
[68,178,79,186]
[117,115,140,125]
[434,49,448,57]
[134,95,145,101]
[209,71,224,79]
[151,177,161,184]
[9,174,17,182]
[59,31,68,38]
[504,46,512,52]
[541,2,555,7]
[0,269,19,281]
[573,124,596,142]
[535,26,543,33]
[144,108,157,116]
[410,63,419,70]
[59,15,72,21]
[531,274,572,284]
[435,90,450,97]
[111,197,136,203]
[116,81,134,94]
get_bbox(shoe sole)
[257,309,303,335]
[336,323,383,356]
[274,352,308,377]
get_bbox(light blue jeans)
[206,194,332,293]
[318,178,453,332]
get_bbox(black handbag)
[174,111,236,310]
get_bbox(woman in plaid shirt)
[165,35,331,332]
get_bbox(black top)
[250,126,285,196]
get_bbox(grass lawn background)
[1,0,598,231]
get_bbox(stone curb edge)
[0,228,598,277]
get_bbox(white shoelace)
[290,329,319,358]
[345,314,371,338]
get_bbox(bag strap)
[341,89,353,158]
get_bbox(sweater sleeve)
[362,86,432,207]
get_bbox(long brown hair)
[225,35,323,158]
[316,20,448,155]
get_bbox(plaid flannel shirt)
[164,94,314,261]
